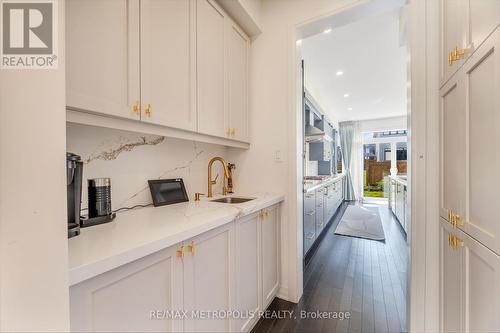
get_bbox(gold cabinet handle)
[176,246,185,262]
[145,104,152,117]
[260,210,269,219]
[448,233,464,249]
[449,46,472,66]
[447,209,463,228]
[133,100,140,114]
[187,241,195,256]
[194,192,205,201]
[230,128,236,136]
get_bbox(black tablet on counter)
[148,178,189,207]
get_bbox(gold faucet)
[208,157,230,197]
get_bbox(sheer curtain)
[339,121,363,201]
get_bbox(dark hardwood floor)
[252,201,408,333]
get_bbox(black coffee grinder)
[67,153,83,238]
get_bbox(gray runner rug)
[334,205,385,241]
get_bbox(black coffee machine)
[67,152,83,238]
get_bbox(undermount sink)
[210,197,256,204]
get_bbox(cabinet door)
[66,0,140,120]
[315,188,325,234]
[183,224,234,332]
[304,193,316,254]
[197,0,226,137]
[462,227,500,332]
[261,205,280,309]
[226,20,249,142]
[441,0,469,83]
[463,28,500,255]
[469,0,500,51]
[439,72,466,223]
[70,245,183,332]
[440,219,465,333]
[234,213,260,332]
[140,0,196,131]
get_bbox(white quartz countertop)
[68,192,284,286]
[303,174,345,193]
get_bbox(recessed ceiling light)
[336,71,344,76]
[323,28,332,34]
[296,39,302,45]
[344,94,349,98]
[348,107,353,111]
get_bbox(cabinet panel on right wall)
[440,0,500,85]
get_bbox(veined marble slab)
[68,192,284,286]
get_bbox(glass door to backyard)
[363,130,407,200]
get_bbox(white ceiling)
[301,9,408,122]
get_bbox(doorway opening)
[254,3,411,332]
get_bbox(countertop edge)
[303,174,346,193]
[68,194,285,286]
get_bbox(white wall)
[0,1,69,330]
[66,124,229,210]
[359,115,408,133]
[228,0,364,303]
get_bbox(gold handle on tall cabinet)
[133,100,140,114]
[230,128,236,136]
[176,246,185,262]
[260,210,269,219]
[226,128,231,137]
[187,241,196,256]
[145,104,152,117]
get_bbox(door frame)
[287,0,440,331]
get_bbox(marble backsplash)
[67,123,229,211]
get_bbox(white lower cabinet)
[261,205,280,310]
[183,224,234,333]
[234,212,260,332]
[440,218,500,332]
[70,204,280,332]
[69,245,183,332]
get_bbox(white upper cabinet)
[441,0,500,85]
[463,28,500,255]
[66,0,250,146]
[66,0,140,120]
[439,72,466,222]
[197,0,227,137]
[226,21,250,142]
[140,0,196,131]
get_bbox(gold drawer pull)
[176,246,185,262]
[133,100,140,114]
[187,241,196,256]
[145,104,152,117]
[260,210,269,219]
